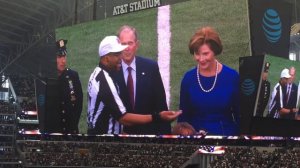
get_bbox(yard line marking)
[157,5,171,108]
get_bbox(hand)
[159,110,182,121]
[296,114,300,120]
[198,130,208,136]
[292,108,299,113]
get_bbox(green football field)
[56,0,249,133]
[265,55,300,93]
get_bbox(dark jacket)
[114,56,170,135]
[54,68,83,134]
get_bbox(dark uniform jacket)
[281,83,298,119]
[256,79,270,117]
[57,68,83,133]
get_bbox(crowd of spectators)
[0,125,14,135]
[3,76,300,168]
[4,75,39,136]
[209,147,300,168]
[12,135,300,168]
[0,137,14,147]
[0,99,19,167]
[0,146,20,166]
[0,114,15,125]
[9,76,35,98]
[0,101,15,114]
[8,75,37,119]
[0,163,23,168]
[0,148,18,161]
[19,99,36,113]
[17,140,197,167]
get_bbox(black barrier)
[248,0,292,59]
[239,55,265,135]
[240,54,300,137]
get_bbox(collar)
[58,68,68,77]
[122,58,136,72]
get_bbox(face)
[105,52,122,71]
[56,55,67,74]
[289,68,296,83]
[118,29,139,65]
[262,72,268,81]
[194,44,216,71]
[281,78,289,86]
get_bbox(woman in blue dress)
[178,27,239,136]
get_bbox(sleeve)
[268,84,281,118]
[152,62,168,112]
[100,72,127,121]
[268,83,279,113]
[231,71,240,125]
[178,73,192,122]
[72,71,83,130]
[291,84,298,108]
[263,82,271,111]
[152,62,170,134]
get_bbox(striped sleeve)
[100,70,127,119]
[87,67,127,130]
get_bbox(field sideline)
[56,0,249,133]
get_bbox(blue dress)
[178,64,240,136]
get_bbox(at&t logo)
[262,8,282,43]
[241,79,256,96]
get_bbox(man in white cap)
[87,36,181,134]
[268,68,296,118]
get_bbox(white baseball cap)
[280,68,291,78]
[98,36,128,57]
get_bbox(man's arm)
[279,107,298,115]
[97,68,181,126]
[152,62,168,111]
[119,111,181,126]
[74,71,83,129]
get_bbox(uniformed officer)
[256,62,271,117]
[56,39,83,134]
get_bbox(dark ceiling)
[0,0,75,75]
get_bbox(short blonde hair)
[189,26,223,56]
[172,122,196,136]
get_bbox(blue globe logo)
[241,79,255,96]
[262,8,282,43]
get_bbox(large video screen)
[255,55,300,120]
[240,54,300,137]
[35,0,248,136]
[8,0,299,138]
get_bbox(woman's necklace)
[197,60,218,93]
